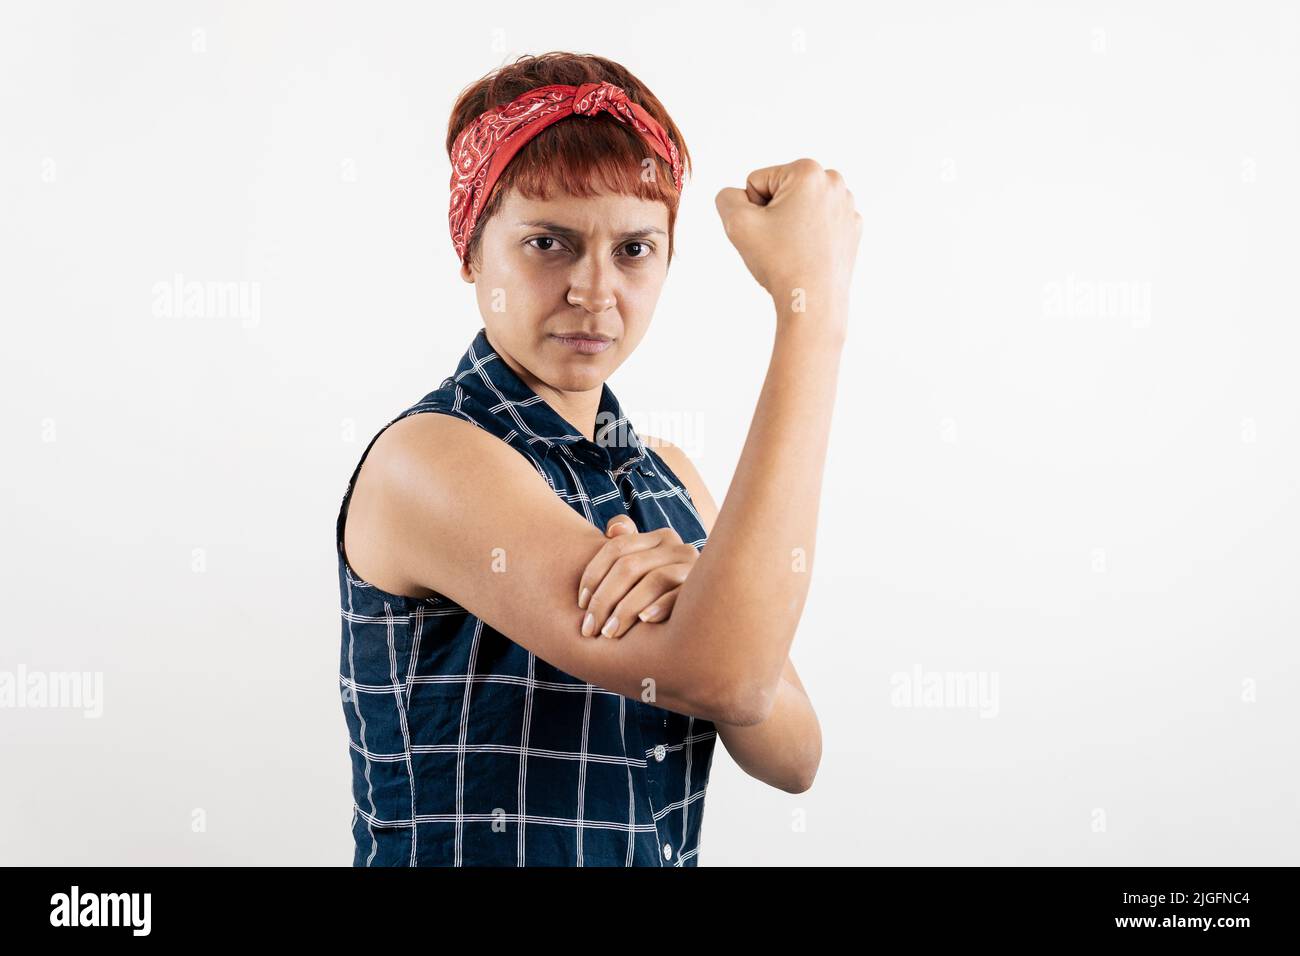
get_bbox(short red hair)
[445,52,692,268]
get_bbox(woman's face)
[461,186,671,394]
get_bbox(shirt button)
[653,744,666,762]
[662,842,673,861]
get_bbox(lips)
[552,332,612,342]
[549,332,615,355]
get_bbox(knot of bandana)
[572,80,629,115]
[448,81,684,265]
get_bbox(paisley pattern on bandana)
[448,81,685,264]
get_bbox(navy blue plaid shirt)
[336,326,718,866]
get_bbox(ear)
[459,258,475,283]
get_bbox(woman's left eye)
[621,241,652,259]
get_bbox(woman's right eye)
[527,236,564,253]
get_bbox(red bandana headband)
[448,80,685,264]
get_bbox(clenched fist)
[715,157,862,323]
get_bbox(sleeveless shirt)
[336,325,718,866]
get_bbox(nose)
[566,252,617,313]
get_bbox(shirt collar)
[448,326,648,473]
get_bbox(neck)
[490,336,603,442]
[533,379,603,443]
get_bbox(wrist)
[771,316,848,355]
[770,284,849,344]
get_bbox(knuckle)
[645,567,673,586]
[604,558,631,585]
[616,549,649,572]
[668,563,693,586]
[613,551,653,582]
[657,566,687,588]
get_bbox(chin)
[550,363,608,391]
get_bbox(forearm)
[664,298,845,720]
[714,670,822,793]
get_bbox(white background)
[1,0,1296,865]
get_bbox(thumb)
[714,187,756,236]
[606,515,637,537]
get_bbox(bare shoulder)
[344,411,548,597]
[641,434,719,533]
[364,411,551,499]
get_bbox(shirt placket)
[571,450,680,864]
[633,700,680,865]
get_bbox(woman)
[336,52,860,866]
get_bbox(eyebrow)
[516,219,666,240]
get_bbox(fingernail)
[578,587,590,609]
[582,612,595,637]
[601,616,618,638]
[638,605,661,623]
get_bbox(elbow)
[671,632,785,726]
[779,762,819,794]
[712,675,779,728]
[779,718,824,794]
